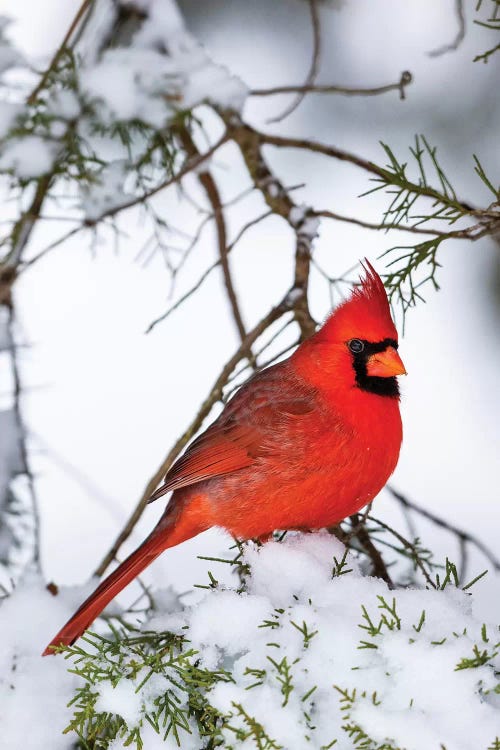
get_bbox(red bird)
[44,260,406,655]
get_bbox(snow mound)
[0,574,96,750]
[92,533,500,749]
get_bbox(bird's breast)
[199,392,402,538]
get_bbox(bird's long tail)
[43,502,206,655]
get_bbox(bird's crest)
[353,259,389,306]
[318,259,397,343]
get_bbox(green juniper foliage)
[58,536,500,750]
[474,0,500,63]
[362,135,499,318]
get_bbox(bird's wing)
[149,364,317,503]
[149,420,261,501]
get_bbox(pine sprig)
[62,628,230,749]
[474,0,500,63]
[363,136,469,228]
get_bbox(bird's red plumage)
[44,260,404,655]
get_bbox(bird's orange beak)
[366,346,407,378]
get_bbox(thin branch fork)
[251,71,413,101]
[176,128,255,368]
[223,113,317,340]
[252,128,495,220]
[267,0,321,124]
[84,132,231,226]
[27,0,93,105]
[367,514,438,589]
[314,208,500,240]
[146,210,273,334]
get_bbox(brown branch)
[314,209,500,240]
[255,130,391,180]
[95,295,294,577]
[84,132,230,226]
[252,71,413,101]
[348,513,393,587]
[146,210,273,334]
[328,516,394,589]
[268,0,321,123]
[177,128,255,366]
[252,129,497,219]
[27,0,93,105]
[0,174,53,304]
[224,114,317,340]
[428,0,466,57]
[202,173,249,346]
[367,514,437,589]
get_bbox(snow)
[0,0,498,747]
[0,16,24,73]
[289,205,320,241]
[288,204,307,227]
[299,215,320,240]
[80,47,178,129]
[46,89,80,121]
[0,575,90,750]
[149,534,499,749]
[0,0,247,217]
[1,534,499,748]
[78,0,248,127]
[0,136,57,179]
[95,680,145,727]
[0,408,23,568]
[132,0,248,111]
[81,160,133,221]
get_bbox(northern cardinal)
[44,260,406,655]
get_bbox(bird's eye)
[348,339,365,354]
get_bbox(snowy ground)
[1,535,499,749]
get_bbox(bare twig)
[85,132,230,225]
[225,114,317,339]
[253,129,498,219]
[226,317,297,387]
[252,71,413,101]
[146,260,220,333]
[226,210,274,253]
[268,0,321,123]
[428,0,466,57]
[348,513,394,586]
[27,0,93,105]
[146,210,273,334]
[367,514,437,589]
[177,128,255,366]
[314,209,500,240]
[1,175,53,302]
